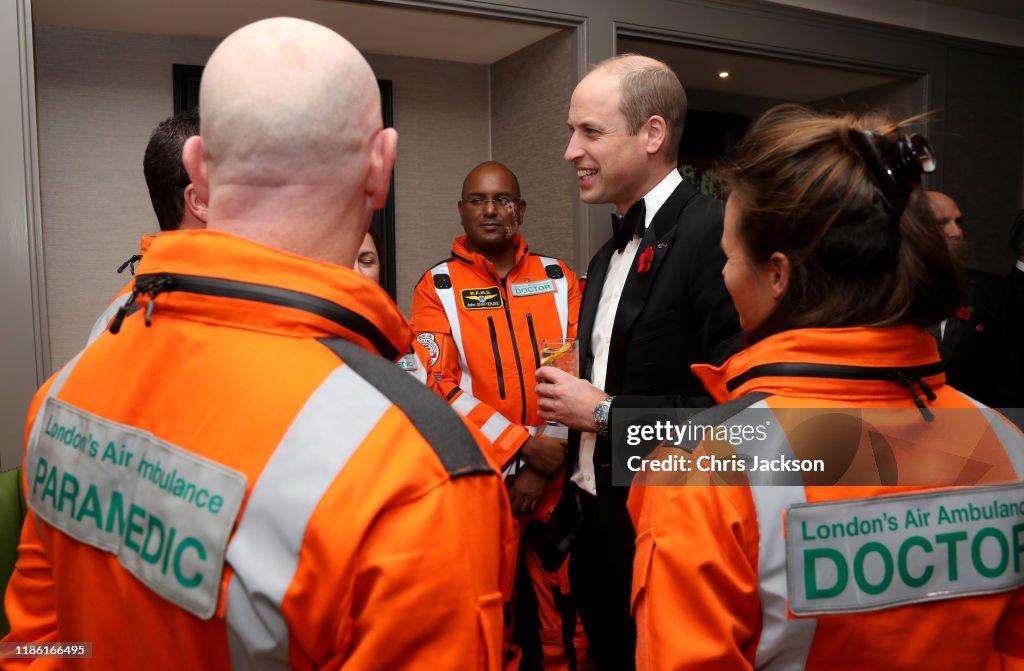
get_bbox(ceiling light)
[718,71,730,79]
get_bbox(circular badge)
[417,332,440,366]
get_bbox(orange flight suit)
[412,234,586,670]
[3,229,514,670]
[629,326,1024,670]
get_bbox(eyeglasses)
[459,196,522,208]
[851,130,936,214]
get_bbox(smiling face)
[722,194,781,333]
[458,163,523,254]
[564,69,651,214]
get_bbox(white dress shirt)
[571,169,683,495]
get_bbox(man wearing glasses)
[412,161,586,669]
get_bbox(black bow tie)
[612,200,646,253]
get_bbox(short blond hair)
[593,54,687,161]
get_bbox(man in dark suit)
[926,191,1009,409]
[1000,210,1024,425]
[535,54,739,670]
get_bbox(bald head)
[183,18,397,265]
[927,191,964,254]
[462,161,520,196]
[201,18,377,184]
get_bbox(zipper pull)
[117,254,143,275]
[917,378,937,402]
[139,274,174,327]
[893,371,935,422]
[145,295,156,326]
[108,286,140,335]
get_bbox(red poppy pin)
[954,306,973,321]
[637,245,654,273]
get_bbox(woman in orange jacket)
[628,105,1024,670]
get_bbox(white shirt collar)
[1017,259,1024,273]
[641,169,683,231]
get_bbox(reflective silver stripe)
[430,263,473,396]
[225,364,391,671]
[451,391,480,418]
[86,293,132,345]
[25,351,86,455]
[453,389,513,445]
[538,256,568,339]
[480,412,511,444]
[966,398,1024,477]
[729,401,816,669]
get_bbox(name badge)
[27,398,247,620]
[510,279,556,297]
[396,352,419,371]
[785,482,1024,616]
[461,287,503,310]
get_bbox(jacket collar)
[692,326,945,404]
[139,234,156,255]
[133,229,414,361]
[450,234,528,277]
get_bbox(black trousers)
[568,481,637,671]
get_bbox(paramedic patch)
[785,482,1024,616]
[26,397,247,620]
[460,287,503,310]
[416,333,440,366]
[510,279,556,297]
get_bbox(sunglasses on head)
[850,130,936,214]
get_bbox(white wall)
[34,26,218,372]
[0,0,46,470]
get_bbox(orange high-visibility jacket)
[411,235,581,469]
[88,234,438,392]
[4,229,514,671]
[628,326,1024,671]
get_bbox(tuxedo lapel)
[604,180,699,394]
[578,240,615,381]
[940,318,965,362]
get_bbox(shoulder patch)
[416,333,440,366]
[433,273,452,290]
[545,264,565,280]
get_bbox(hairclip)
[850,130,936,215]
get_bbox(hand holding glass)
[540,338,577,430]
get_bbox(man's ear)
[183,184,208,227]
[182,136,209,207]
[768,252,791,301]
[515,199,526,226]
[366,127,398,211]
[644,115,668,156]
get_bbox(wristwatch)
[593,396,614,435]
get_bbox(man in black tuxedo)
[926,191,1010,409]
[1000,210,1024,424]
[535,54,739,670]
